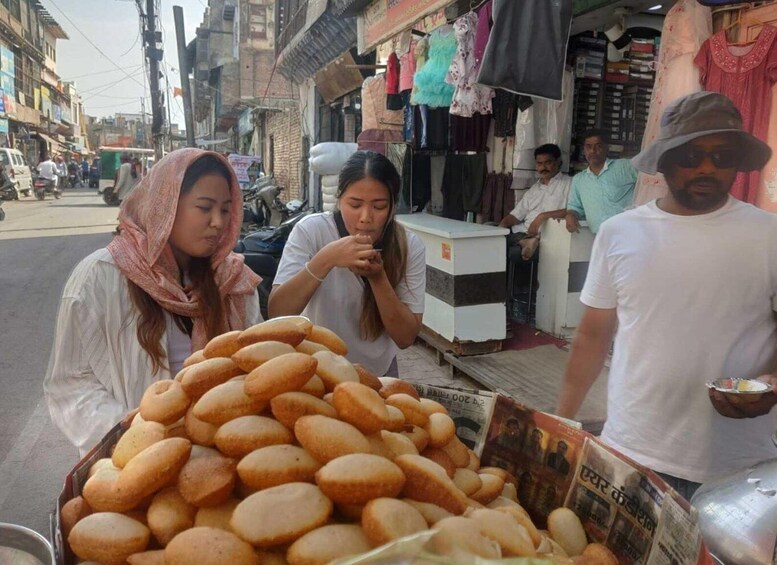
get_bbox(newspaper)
[412,384,496,457]
[647,495,703,565]
[480,395,588,526]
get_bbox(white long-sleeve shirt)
[43,248,261,456]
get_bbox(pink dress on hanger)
[694,25,777,204]
[756,81,777,212]
[633,0,712,206]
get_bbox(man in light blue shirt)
[565,130,637,234]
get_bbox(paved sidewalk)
[397,341,481,390]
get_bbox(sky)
[46,0,205,128]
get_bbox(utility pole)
[140,97,148,147]
[145,0,165,159]
[165,74,174,152]
[174,5,196,147]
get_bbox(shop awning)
[276,12,357,84]
[34,132,68,153]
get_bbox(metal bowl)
[705,378,771,404]
[0,523,54,565]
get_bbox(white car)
[0,148,32,198]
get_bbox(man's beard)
[668,178,729,212]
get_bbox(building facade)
[192,0,305,200]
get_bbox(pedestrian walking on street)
[557,92,777,500]
[44,148,262,456]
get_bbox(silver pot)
[692,458,777,565]
[0,523,54,565]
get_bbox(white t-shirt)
[274,213,426,376]
[37,160,58,180]
[582,197,777,483]
[508,173,571,233]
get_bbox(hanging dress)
[445,11,494,117]
[411,25,457,108]
[694,25,777,204]
[633,0,712,206]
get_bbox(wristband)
[304,261,325,283]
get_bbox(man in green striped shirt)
[565,130,637,234]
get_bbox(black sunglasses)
[665,146,739,170]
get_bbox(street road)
[0,187,118,535]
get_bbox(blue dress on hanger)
[411,25,457,108]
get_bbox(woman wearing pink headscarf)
[44,149,261,456]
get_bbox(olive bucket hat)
[631,91,772,175]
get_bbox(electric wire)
[46,0,146,89]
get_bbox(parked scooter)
[68,170,80,188]
[0,178,20,201]
[235,202,311,318]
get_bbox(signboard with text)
[227,153,263,186]
[357,0,450,53]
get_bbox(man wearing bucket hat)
[557,92,777,499]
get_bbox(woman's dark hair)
[128,153,234,373]
[336,151,407,341]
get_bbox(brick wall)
[266,106,302,201]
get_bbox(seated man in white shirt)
[499,144,572,259]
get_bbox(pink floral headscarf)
[107,148,260,351]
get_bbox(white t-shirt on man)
[274,213,426,376]
[582,197,777,483]
[508,173,571,233]
[38,160,58,180]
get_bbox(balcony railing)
[275,0,308,57]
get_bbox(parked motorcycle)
[236,202,311,318]
[33,177,60,200]
[0,178,20,201]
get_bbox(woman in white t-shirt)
[270,150,426,376]
[44,149,261,455]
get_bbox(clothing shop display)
[414,106,450,151]
[694,25,777,203]
[450,113,491,153]
[442,153,487,221]
[474,0,493,67]
[409,36,429,104]
[357,129,404,155]
[361,75,404,131]
[430,155,445,216]
[386,52,403,111]
[492,136,515,173]
[401,152,432,213]
[411,25,457,108]
[477,0,573,100]
[512,68,574,188]
[634,0,712,206]
[399,38,418,93]
[402,90,414,144]
[757,83,777,211]
[493,90,523,138]
[481,172,514,223]
[446,11,494,117]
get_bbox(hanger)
[724,10,767,46]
